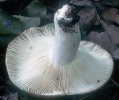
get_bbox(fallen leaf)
[103,23,119,44]
[70,0,92,6]
[0,9,41,35]
[0,10,24,35]
[111,48,119,60]
[13,15,41,28]
[78,7,96,25]
[88,31,113,51]
[0,96,8,100]
[78,7,97,36]
[21,0,46,19]
[101,8,119,24]
[8,93,18,100]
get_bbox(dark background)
[0,0,119,100]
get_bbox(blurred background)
[0,0,119,100]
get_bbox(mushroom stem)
[50,18,81,66]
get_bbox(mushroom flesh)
[6,5,113,96]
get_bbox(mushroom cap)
[6,27,113,96]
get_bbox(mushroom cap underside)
[6,27,113,96]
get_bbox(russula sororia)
[6,5,113,96]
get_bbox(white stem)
[50,21,81,66]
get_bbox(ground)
[0,0,119,100]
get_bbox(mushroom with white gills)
[6,4,113,99]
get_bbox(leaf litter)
[0,0,119,99]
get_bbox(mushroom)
[6,5,113,98]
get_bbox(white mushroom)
[6,5,113,96]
